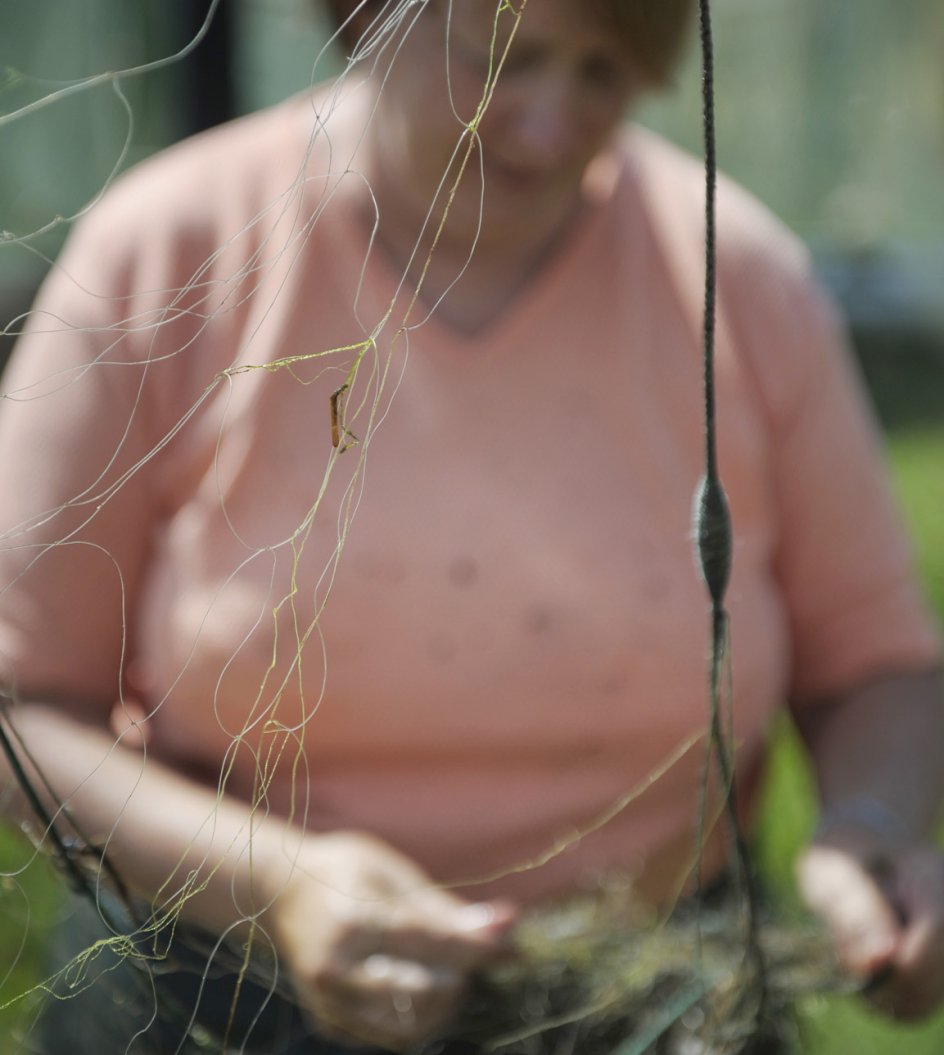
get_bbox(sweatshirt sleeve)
[0,181,215,710]
[719,222,942,706]
[0,98,338,713]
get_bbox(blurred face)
[366,0,641,251]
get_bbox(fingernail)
[455,902,496,930]
[362,953,396,979]
[854,932,897,974]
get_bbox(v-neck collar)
[318,136,628,360]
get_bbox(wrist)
[815,795,912,847]
[231,817,318,927]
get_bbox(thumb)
[454,900,518,941]
[797,844,901,977]
[392,899,518,967]
[439,899,519,963]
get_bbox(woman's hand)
[797,826,944,1019]
[263,831,517,1050]
[794,670,944,1018]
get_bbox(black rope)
[692,0,769,1027]
[0,699,225,1045]
[0,703,94,899]
[699,0,720,491]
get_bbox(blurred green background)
[1,0,943,1050]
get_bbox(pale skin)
[4,703,516,1050]
[2,0,944,1048]
[363,0,644,333]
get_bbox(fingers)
[288,895,517,1047]
[312,954,466,1051]
[270,834,520,1048]
[798,840,944,1020]
[387,899,518,968]
[869,849,944,1019]
[797,843,900,976]
[312,898,516,1047]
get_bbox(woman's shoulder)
[618,123,811,281]
[75,95,315,252]
[615,124,846,428]
[64,81,366,280]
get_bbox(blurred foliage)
[641,0,944,249]
[1,0,943,258]
[0,829,62,1049]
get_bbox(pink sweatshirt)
[0,89,939,903]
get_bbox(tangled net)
[435,886,851,1055]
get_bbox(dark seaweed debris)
[432,890,852,1055]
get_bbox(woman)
[1,0,943,1051]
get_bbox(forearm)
[0,701,516,1048]
[0,702,296,935]
[795,667,944,840]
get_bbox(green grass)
[886,427,944,615]
[0,831,61,1047]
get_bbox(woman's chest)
[133,320,788,771]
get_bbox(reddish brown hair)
[598,0,697,87]
[323,0,696,87]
